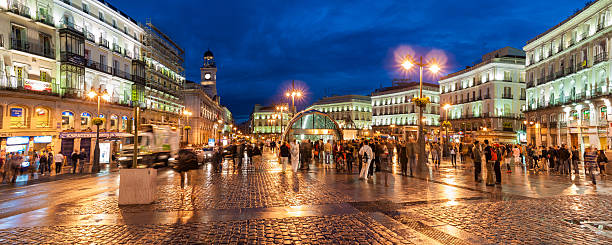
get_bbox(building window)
[9,106,27,128]
[110,115,118,130]
[61,111,75,130]
[34,107,50,128]
[503,71,511,81]
[99,12,104,22]
[81,112,92,129]
[582,109,590,121]
[601,107,607,121]
[82,3,89,13]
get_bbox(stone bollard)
[118,168,157,205]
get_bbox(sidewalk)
[1,163,117,188]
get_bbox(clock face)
[204,73,212,80]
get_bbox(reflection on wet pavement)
[0,150,611,244]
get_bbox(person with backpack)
[483,140,496,186]
[359,141,374,180]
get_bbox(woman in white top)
[290,140,300,172]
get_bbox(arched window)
[34,107,50,128]
[110,115,118,130]
[121,116,128,131]
[582,109,590,121]
[8,105,28,128]
[600,106,607,121]
[61,111,75,130]
[81,112,92,130]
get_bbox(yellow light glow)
[101,93,111,101]
[285,92,290,97]
[401,60,413,70]
[443,103,451,110]
[296,92,302,97]
[429,64,441,74]
[87,91,97,98]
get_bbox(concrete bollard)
[118,168,157,205]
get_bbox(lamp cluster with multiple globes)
[87,89,111,102]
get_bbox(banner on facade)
[10,108,22,117]
[59,132,133,139]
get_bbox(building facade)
[306,95,372,130]
[371,81,440,139]
[183,80,223,146]
[0,0,184,164]
[249,104,290,138]
[439,47,526,144]
[524,0,612,150]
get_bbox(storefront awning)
[59,132,133,139]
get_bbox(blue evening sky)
[112,0,587,122]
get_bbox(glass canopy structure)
[283,109,343,142]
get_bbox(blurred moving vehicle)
[118,125,179,168]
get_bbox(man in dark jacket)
[398,141,408,176]
[279,141,290,172]
[558,144,570,175]
[571,146,580,175]
[472,141,482,182]
[78,149,87,173]
[70,149,80,174]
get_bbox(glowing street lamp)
[87,87,110,173]
[285,80,302,113]
[400,55,443,172]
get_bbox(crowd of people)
[0,148,90,184]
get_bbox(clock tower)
[200,49,217,98]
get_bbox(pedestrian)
[597,149,607,176]
[290,139,300,172]
[504,145,512,173]
[11,152,23,183]
[237,142,245,169]
[399,141,408,175]
[344,142,354,173]
[571,146,580,175]
[407,139,416,176]
[483,140,495,186]
[39,151,48,175]
[450,145,457,168]
[78,149,87,173]
[584,146,598,185]
[252,144,262,166]
[246,143,254,165]
[559,144,571,175]
[472,141,482,182]
[494,145,502,184]
[0,151,6,183]
[46,151,53,175]
[54,151,64,175]
[70,149,80,174]
[279,141,290,173]
[359,141,374,180]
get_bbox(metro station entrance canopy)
[283,109,343,142]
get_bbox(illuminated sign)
[24,79,51,92]
[10,108,23,117]
[33,136,53,143]
[7,136,29,145]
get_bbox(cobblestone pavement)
[0,150,611,244]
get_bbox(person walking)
[279,141,290,173]
[472,141,482,182]
[359,141,374,180]
[494,145,502,184]
[54,151,64,175]
[10,153,24,183]
[483,140,495,186]
[78,149,87,173]
[70,149,79,174]
[571,146,580,175]
[597,149,607,176]
[324,140,332,166]
[407,139,416,176]
[559,145,571,175]
[290,140,300,172]
[39,151,48,175]
[450,145,457,168]
[398,141,408,175]
[584,146,598,185]
[0,151,6,183]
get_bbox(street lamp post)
[87,87,110,173]
[182,110,192,145]
[442,103,451,156]
[400,56,441,173]
[285,80,302,113]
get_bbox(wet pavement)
[0,151,611,244]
